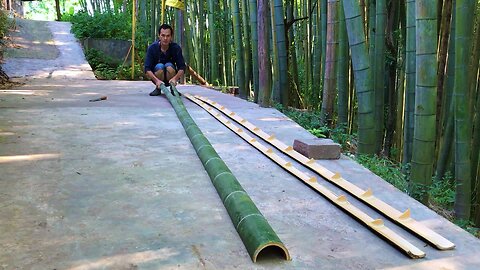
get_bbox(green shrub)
[429,172,456,209]
[116,63,144,80]
[85,49,117,80]
[356,154,409,192]
[85,48,145,80]
[67,11,131,40]
[276,105,357,151]
[0,9,10,39]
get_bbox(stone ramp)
[2,19,95,80]
[1,19,480,269]
[0,80,479,269]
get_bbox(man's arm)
[169,69,184,85]
[146,70,164,88]
[144,43,163,88]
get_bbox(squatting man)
[144,24,186,96]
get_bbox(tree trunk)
[286,0,301,108]
[453,0,475,220]
[270,0,280,103]
[249,0,259,101]
[384,0,400,158]
[343,0,376,154]
[337,0,349,125]
[198,0,205,76]
[474,71,480,226]
[410,0,439,203]
[403,0,416,164]
[223,0,233,86]
[312,1,321,107]
[320,0,338,127]
[55,0,62,21]
[208,0,219,84]
[241,0,252,93]
[273,0,288,106]
[232,0,247,98]
[374,0,387,154]
[436,8,456,181]
[436,0,453,134]
[258,0,272,107]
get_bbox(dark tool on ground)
[89,96,107,102]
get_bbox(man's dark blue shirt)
[144,41,186,73]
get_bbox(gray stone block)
[293,138,341,160]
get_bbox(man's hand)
[169,78,177,86]
[155,80,165,89]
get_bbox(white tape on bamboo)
[185,93,425,259]
[191,94,454,251]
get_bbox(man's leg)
[165,63,177,86]
[149,63,166,96]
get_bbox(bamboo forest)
[17,0,480,230]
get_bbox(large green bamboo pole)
[374,0,386,153]
[368,0,376,98]
[224,0,233,86]
[184,4,196,70]
[160,84,290,262]
[474,73,480,226]
[453,0,475,219]
[198,0,205,75]
[410,0,438,202]
[312,1,321,106]
[270,0,280,103]
[343,0,376,154]
[394,0,407,161]
[403,0,416,164]
[249,0,259,101]
[258,0,272,107]
[273,0,289,106]
[242,0,253,94]
[208,0,219,84]
[305,0,312,105]
[337,0,349,125]
[232,0,247,98]
[467,5,480,165]
[321,0,327,101]
[150,0,157,40]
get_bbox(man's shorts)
[154,63,175,73]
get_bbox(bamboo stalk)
[160,85,290,262]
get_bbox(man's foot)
[149,88,162,96]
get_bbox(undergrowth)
[277,105,479,237]
[85,49,143,80]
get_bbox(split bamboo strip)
[191,94,455,251]
[162,85,290,262]
[185,93,425,259]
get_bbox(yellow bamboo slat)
[185,93,426,259]
[192,94,454,251]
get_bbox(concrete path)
[1,19,480,269]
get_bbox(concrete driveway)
[1,19,480,270]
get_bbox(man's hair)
[158,24,173,35]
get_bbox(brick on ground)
[293,138,341,160]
